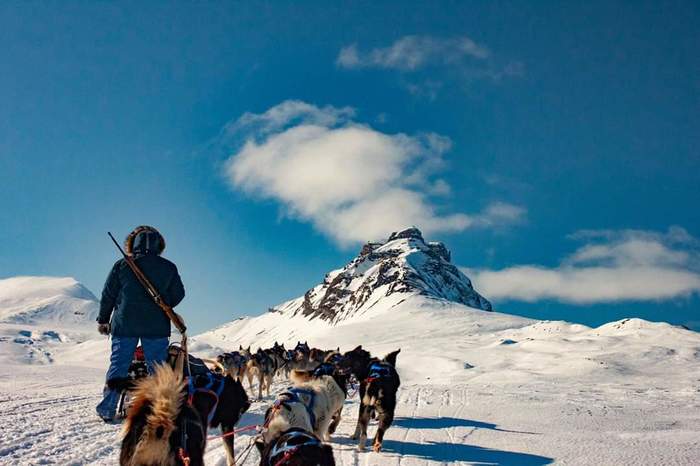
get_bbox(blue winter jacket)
[98,231,185,337]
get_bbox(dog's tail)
[201,358,226,373]
[122,363,185,465]
[290,369,313,384]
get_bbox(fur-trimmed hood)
[124,225,166,256]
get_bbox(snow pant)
[95,336,169,419]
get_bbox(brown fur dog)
[120,364,206,466]
[246,348,275,400]
[217,351,248,382]
[121,358,250,466]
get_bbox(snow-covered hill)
[0,276,99,325]
[0,276,100,364]
[195,294,700,387]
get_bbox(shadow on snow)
[392,416,541,434]
[381,440,553,465]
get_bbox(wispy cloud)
[336,35,522,97]
[221,100,525,246]
[466,227,700,304]
[337,36,490,71]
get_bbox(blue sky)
[1,1,698,333]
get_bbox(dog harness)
[186,372,226,426]
[276,387,317,428]
[311,362,335,377]
[366,362,392,382]
[267,429,323,466]
[227,352,246,365]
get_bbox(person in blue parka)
[95,225,185,422]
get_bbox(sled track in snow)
[0,377,120,465]
[2,366,700,465]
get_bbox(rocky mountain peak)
[272,228,492,324]
[387,226,425,242]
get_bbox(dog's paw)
[372,442,382,452]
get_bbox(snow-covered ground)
[1,277,699,465]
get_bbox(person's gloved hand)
[97,323,110,335]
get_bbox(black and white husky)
[338,346,401,452]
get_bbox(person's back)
[95,225,185,422]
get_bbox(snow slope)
[0,276,98,325]
[0,276,100,364]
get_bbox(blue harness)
[312,362,335,377]
[367,362,392,380]
[279,387,317,428]
[187,372,226,426]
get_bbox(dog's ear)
[383,349,401,366]
[322,444,337,465]
[352,345,363,352]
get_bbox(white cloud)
[223,100,525,245]
[467,227,700,304]
[222,100,355,137]
[336,35,521,98]
[337,36,490,71]
[473,202,527,227]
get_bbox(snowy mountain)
[0,276,99,325]
[269,227,491,324]
[0,276,100,364]
[190,289,700,465]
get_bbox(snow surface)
[1,277,699,465]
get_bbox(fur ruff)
[124,225,166,256]
[122,364,185,466]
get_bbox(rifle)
[108,232,187,335]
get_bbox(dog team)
[95,227,402,465]
[119,340,401,466]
